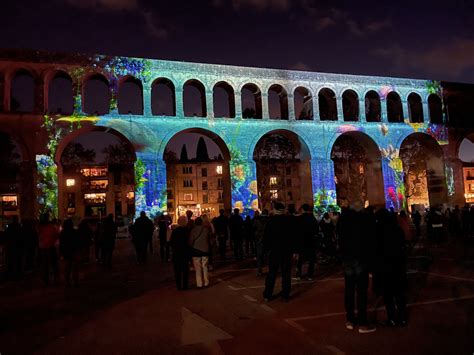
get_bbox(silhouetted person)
[132,211,155,264]
[5,216,23,279]
[189,217,211,288]
[412,210,421,239]
[320,212,336,258]
[295,204,319,280]
[263,202,293,302]
[338,201,376,333]
[157,213,171,262]
[59,218,81,287]
[22,218,38,272]
[101,214,117,269]
[38,213,59,286]
[78,219,93,263]
[244,215,255,257]
[228,208,244,260]
[253,209,269,276]
[213,209,229,259]
[169,215,190,290]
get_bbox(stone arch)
[387,91,403,123]
[118,75,143,115]
[318,87,337,121]
[400,132,447,208]
[213,81,235,118]
[428,93,443,124]
[268,84,288,120]
[10,68,35,112]
[365,90,381,122]
[82,73,110,115]
[331,131,385,207]
[47,70,74,114]
[294,86,313,120]
[241,83,262,119]
[252,129,313,210]
[408,92,423,123]
[151,78,176,116]
[342,89,359,122]
[183,79,206,117]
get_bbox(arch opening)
[342,90,359,122]
[331,132,384,207]
[163,128,231,221]
[387,92,403,123]
[428,94,443,124]
[241,83,262,119]
[319,88,337,121]
[183,80,206,117]
[83,74,110,115]
[151,78,176,116]
[294,87,313,120]
[268,84,288,120]
[58,128,136,219]
[253,130,312,211]
[213,82,235,118]
[118,76,143,115]
[48,71,74,115]
[408,92,423,123]
[400,133,447,210]
[365,90,381,122]
[11,70,34,112]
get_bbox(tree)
[102,140,135,165]
[60,142,96,168]
[0,132,21,179]
[196,136,210,161]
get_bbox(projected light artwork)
[2,50,452,218]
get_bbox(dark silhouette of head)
[219,209,225,216]
[186,210,193,219]
[194,217,203,226]
[140,211,146,218]
[234,208,240,215]
[301,204,312,213]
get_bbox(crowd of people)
[1,201,473,332]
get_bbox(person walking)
[228,208,244,260]
[189,217,211,288]
[169,215,190,290]
[37,213,60,286]
[337,200,376,333]
[101,214,117,269]
[132,211,155,264]
[213,209,229,260]
[253,209,269,276]
[59,218,81,287]
[295,204,319,280]
[263,202,293,302]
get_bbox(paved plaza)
[1,239,473,355]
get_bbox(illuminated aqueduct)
[0,50,469,219]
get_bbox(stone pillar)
[206,91,213,118]
[261,93,269,119]
[230,159,258,212]
[288,94,295,120]
[381,99,388,122]
[312,95,320,121]
[72,79,83,115]
[310,158,337,209]
[143,85,152,116]
[175,89,184,118]
[19,160,37,219]
[336,97,343,121]
[109,78,119,115]
[34,77,45,114]
[234,92,242,118]
[402,100,410,123]
[135,154,167,216]
[359,99,366,122]
[446,157,465,206]
[381,157,405,211]
[422,102,429,123]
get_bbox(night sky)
[3,0,474,84]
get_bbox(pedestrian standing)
[101,214,117,269]
[228,208,244,260]
[59,218,81,287]
[38,213,60,286]
[202,214,215,270]
[132,211,155,264]
[77,219,93,263]
[157,213,171,262]
[243,215,255,258]
[412,210,422,240]
[295,204,319,280]
[253,209,269,276]
[22,218,38,272]
[263,202,293,302]
[213,209,229,260]
[4,216,23,280]
[189,217,211,288]
[169,215,190,290]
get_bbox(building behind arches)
[0,49,473,221]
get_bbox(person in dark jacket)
[77,219,93,263]
[38,213,59,286]
[228,208,244,260]
[132,211,155,264]
[157,213,171,262]
[377,208,407,326]
[22,218,38,272]
[169,215,190,290]
[59,218,81,287]
[4,216,23,280]
[295,204,319,280]
[320,212,336,258]
[213,209,229,259]
[263,202,293,302]
[101,214,117,269]
[244,215,255,258]
[253,209,269,276]
[337,200,376,333]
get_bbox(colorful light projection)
[33,53,454,217]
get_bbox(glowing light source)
[66,179,75,187]
[216,165,223,175]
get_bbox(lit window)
[126,191,135,200]
[270,176,277,186]
[84,193,107,204]
[270,189,278,200]
[183,193,193,201]
[66,179,75,187]
[216,165,223,175]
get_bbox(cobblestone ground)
[0,237,473,355]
